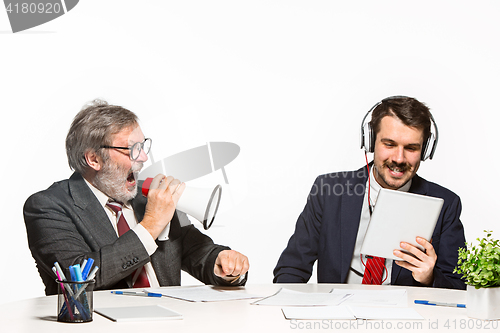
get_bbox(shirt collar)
[83,177,132,209]
[369,167,412,205]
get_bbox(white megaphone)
[140,177,222,230]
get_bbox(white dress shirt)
[346,167,412,284]
[84,178,163,287]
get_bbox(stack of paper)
[282,306,424,320]
[146,285,262,302]
[95,305,182,322]
[252,288,351,306]
[251,288,422,321]
[333,288,408,307]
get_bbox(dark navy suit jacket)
[273,166,466,290]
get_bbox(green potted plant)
[454,230,500,320]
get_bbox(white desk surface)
[1,283,494,332]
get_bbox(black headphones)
[360,96,439,161]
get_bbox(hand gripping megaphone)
[140,177,222,230]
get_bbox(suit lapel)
[340,167,368,282]
[68,173,118,246]
[408,174,428,195]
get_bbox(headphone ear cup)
[421,133,436,161]
[362,123,374,153]
[368,125,375,153]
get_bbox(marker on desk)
[111,291,163,298]
[415,300,466,308]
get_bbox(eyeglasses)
[100,138,152,161]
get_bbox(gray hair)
[65,99,139,174]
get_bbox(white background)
[1,1,499,305]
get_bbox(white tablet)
[360,188,444,261]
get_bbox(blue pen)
[73,266,99,299]
[415,300,466,308]
[69,265,78,292]
[82,258,94,280]
[111,291,163,298]
[61,265,90,321]
[74,265,91,320]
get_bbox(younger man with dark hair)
[274,96,465,289]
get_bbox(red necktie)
[362,256,385,285]
[106,201,150,288]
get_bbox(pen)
[55,270,75,320]
[54,261,93,321]
[73,266,99,300]
[54,262,67,281]
[81,258,94,280]
[81,259,87,272]
[72,265,91,320]
[73,266,98,299]
[53,263,74,296]
[87,266,99,281]
[414,300,466,308]
[69,265,77,282]
[111,291,163,298]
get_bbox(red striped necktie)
[362,256,385,285]
[106,201,150,288]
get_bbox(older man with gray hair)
[24,99,249,295]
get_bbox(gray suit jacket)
[24,173,241,295]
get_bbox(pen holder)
[56,279,95,323]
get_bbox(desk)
[0,284,491,333]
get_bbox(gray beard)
[93,161,142,204]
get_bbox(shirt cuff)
[132,224,158,256]
[220,272,247,285]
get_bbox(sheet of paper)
[348,306,424,320]
[281,305,423,320]
[252,288,352,306]
[282,306,356,320]
[146,285,262,302]
[95,305,182,322]
[333,289,407,307]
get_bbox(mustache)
[131,162,143,173]
[384,161,410,172]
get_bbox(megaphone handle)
[157,223,170,241]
